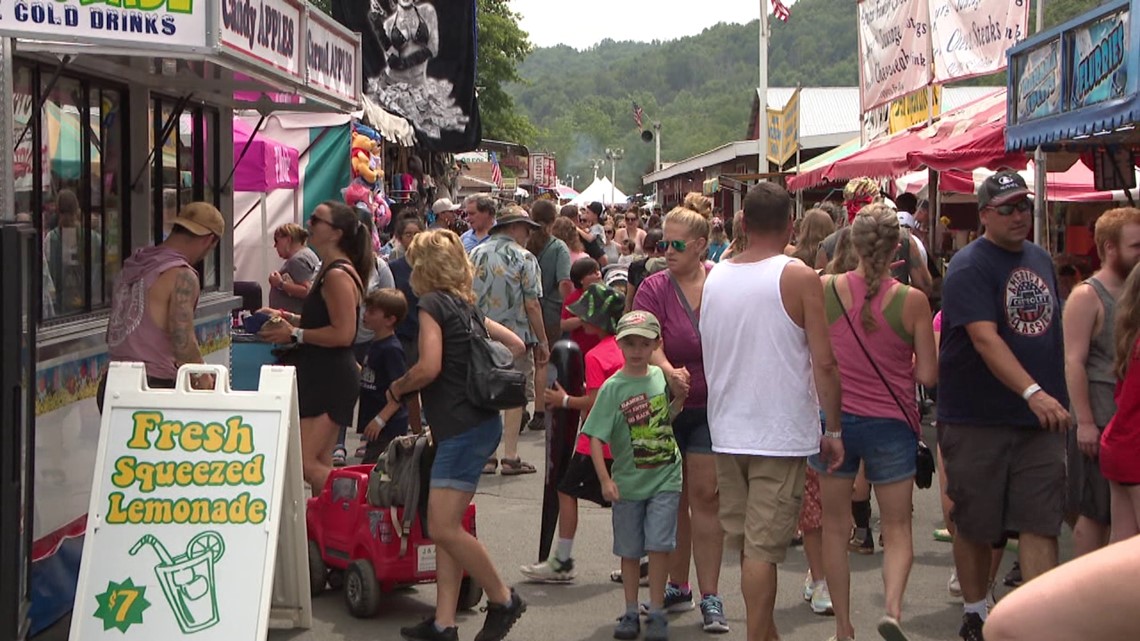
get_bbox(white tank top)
[701,255,821,456]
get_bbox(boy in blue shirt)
[585,310,684,641]
[357,288,418,464]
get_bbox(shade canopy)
[233,118,299,193]
[569,176,627,206]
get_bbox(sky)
[509,0,797,50]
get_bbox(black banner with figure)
[332,0,482,152]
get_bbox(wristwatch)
[290,328,304,344]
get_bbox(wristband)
[823,430,843,439]
[373,417,386,430]
[291,327,304,344]
[561,395,570,409]
[1021,383,1042,401]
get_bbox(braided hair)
[849,203,900,332]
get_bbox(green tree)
[477,0,537,144]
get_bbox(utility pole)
[653,122,662,171]
[606,148,623,204]
[757,0,769,175]
[1034,0,1047,247]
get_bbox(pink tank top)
[106,246,196,381]
[829,273,919,430]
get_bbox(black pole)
[538,339,584,562]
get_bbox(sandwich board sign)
[69,362,311,640]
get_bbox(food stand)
[0,0,361,634]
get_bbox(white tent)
[569,176,628,206]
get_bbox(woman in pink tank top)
[808,204,938,641]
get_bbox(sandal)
[332,446,347,467]
[499,457,536,476]
[482,457,499,475]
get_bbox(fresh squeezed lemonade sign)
[81,407,282,638]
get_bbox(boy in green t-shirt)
[585,310,684,641]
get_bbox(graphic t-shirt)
[937,238,1068,427]
[582,367,682,501]
[575,336,623,457]
[356,335,410,439]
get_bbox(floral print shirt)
[470,234,543,345]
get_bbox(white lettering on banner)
[220,0,303,80]
[0,0,206,49]
[931,0,1030,83]
[306,13,359,104]
[858,0,932,112]
[1015,38,1061,122]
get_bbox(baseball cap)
[616,310,661,341]
[897,211,918,229]
[977,171,1031,208]
[567,283,625,335]
[172,202,225,237]
[603,265,629,289]
[432,198,460,215]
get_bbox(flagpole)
[758,0,769,176]
[1034,0,1047,248]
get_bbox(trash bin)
[229,332,277,391]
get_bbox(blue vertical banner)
[1068,8,1130,110]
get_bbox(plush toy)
[351,130,382,186]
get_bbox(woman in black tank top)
[260,201,373,493]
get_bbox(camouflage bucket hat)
[567,283,625,335]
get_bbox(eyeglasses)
[991,199,1032,216]
[657,239,688,253]
[309,215,333,228]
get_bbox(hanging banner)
[767,87,801,166]
[930,0,1030,83]
[529,153,558,189]
[1068,8,1130,111]
[1012,37,1062,123]
[857,0,933,112]
[890,85,942,133]
[306,9,362,107]
[219,0,305,82]
[862,103,891,142]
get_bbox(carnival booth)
[0,0,362,633]
[1005,0,1140,266]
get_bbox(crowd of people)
[99,170,1140,641]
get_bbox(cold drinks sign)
[0,0,210,50]
[69,363,311,640]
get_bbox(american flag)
[632,102,644,131]
[772,0,790,22]
[490,151,503,188]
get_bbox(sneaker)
[849,527,874,554]
[958,612,985,641]
[986,582,997,609]
[400,618,459,641]
[473,588,526,641]
[1003,562,1022,588]
[526,412,546,432]
[520,557,575,583]
[699,594,729,633]
[933,528,954,543]
[646,612,669,641]
[948,570,962,598]
[613,612,640,640]
[802,573,814,602]
[810,582,834,616]
[332,446,347,467]
[877,615,911,641]
[639,583,693,615]
[610,560,650,587]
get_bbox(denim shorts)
[674,407,713,455]
[431,415,503,493]
[808,412,916,484]
[611,491,681,559]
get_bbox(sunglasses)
[309,215,334,227]
[991,199,1032,216]
[605,229,615,235]
[625,216,638,221]
[657,239,687,253]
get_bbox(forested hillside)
[507,0,1106,191]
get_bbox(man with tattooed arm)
[98,203,225,409]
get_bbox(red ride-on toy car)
[306,464,482,617]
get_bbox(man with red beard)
[1063,207,1140,557]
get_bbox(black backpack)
[463,304,527,411]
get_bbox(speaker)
[641,130,654,142]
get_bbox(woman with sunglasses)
[615,208,647,250]
[631,192,729,633]
[260,201,373,493]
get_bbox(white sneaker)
[519,557,575,583]
[810,581,834,615]
[803,572,813,602]
[948,570,962,598]
[986,581,997,609]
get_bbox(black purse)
[830,279,935,489]
[462,302,528,411]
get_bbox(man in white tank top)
[701,183,844,641]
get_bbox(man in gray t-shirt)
[268,245,319,313]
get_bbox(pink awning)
[788,90,1026,191]
[233,117,300,193]
[897,161,1139,203]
